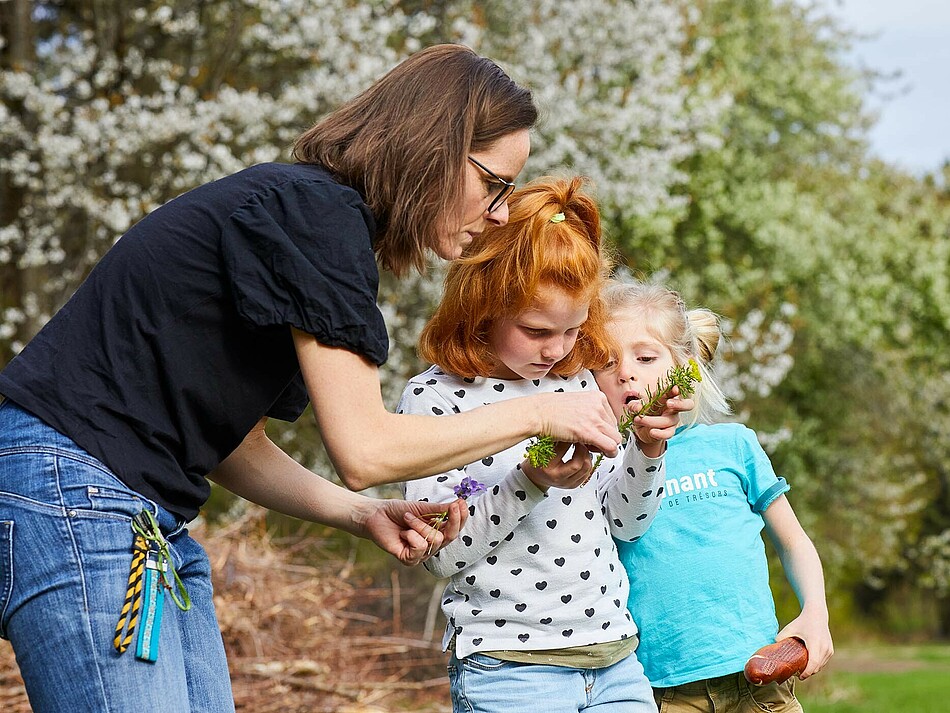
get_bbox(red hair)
[419,176,615,378]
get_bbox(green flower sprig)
[523,359,702,469]
[525,437,557,468]
[524,434,602,478]
[616,358,702,434]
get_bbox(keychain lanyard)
[113,510,191,661]
[130,510,190,612]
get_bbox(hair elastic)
[550,212,565,223]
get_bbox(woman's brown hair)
[419,177,615,379]
[293,44,537,276]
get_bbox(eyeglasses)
[468,156,516,214]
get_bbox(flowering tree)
[1,0,716,464]
[0,0,435,356]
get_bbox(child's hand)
[521,442,594,492]
[776,613,834,679]
[629,388,694,457]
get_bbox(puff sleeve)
[221,177,389,365]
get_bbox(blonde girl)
[594,281,834,713]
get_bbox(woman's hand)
[360,498,469,566]
[520,442,594,492]
[535,391,622,458]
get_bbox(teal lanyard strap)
[131,510,192,612]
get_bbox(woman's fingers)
[440,499,469,542]
[402,512,442,561]
[540,392,621,457]
[592,393,622,455]
[403,498,470,561]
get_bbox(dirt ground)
[0,507,452,712]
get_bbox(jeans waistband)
[0,398,184,536]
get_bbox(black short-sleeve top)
[0,163,389,520]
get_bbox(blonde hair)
[601,280,731,425]
[419,176,615,378]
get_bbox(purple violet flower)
[453,477,487,500]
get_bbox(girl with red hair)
[398,177,689,713]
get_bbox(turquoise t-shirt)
[616,423,789,688]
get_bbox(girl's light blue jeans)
[449,649,658,713]
[0,398,234,712]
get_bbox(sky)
[830,0,950,174]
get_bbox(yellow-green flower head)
[687,358,702,382]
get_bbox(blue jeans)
[449,650,658,713]
[0,398,234,712]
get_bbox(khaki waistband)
[657,671,744,694]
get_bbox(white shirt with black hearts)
[397,364,666,659]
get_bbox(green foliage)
[608,0,950,633]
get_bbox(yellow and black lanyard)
[113,510,191,662]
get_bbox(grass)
[797,644,950,713]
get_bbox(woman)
[0,44,620,711]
